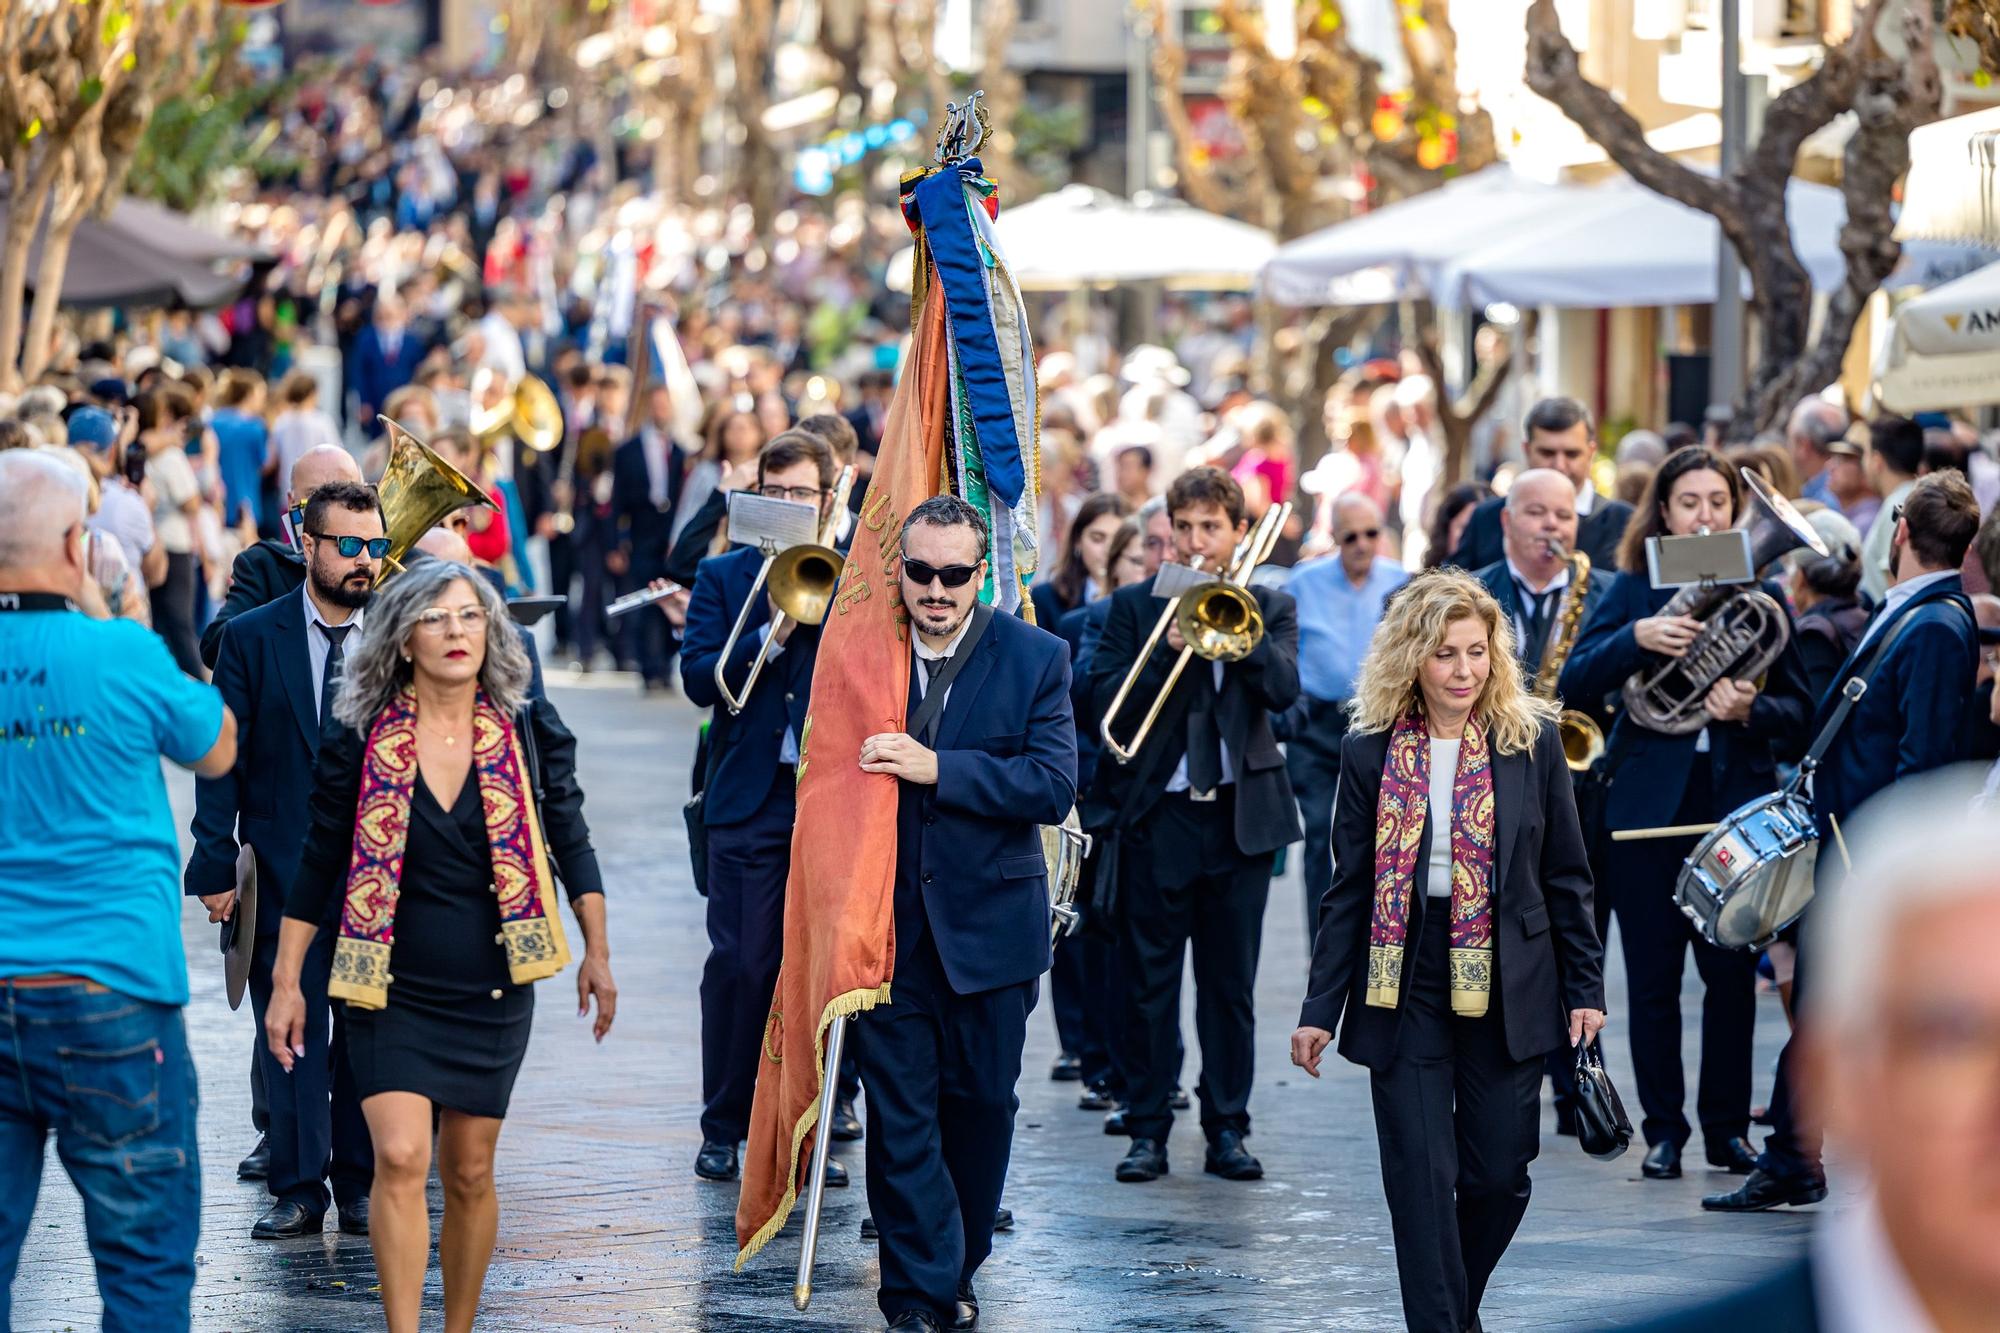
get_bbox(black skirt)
[340,774,536,1119]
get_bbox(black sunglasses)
[1340,528,1382,545]
[901,559,981,589]
[312,532,392,559]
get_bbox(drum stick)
[1610,822,1718,842]
[1828,811,1852,872]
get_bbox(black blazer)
[664,488,729,588]
[1623,1257,1817,1332]
[894,609,1078,994]
[1556,570,1812,831]
[1083,574,1303,855]
[200,539,306,669]
[1450,494,1634,572]
[1300,720,1604,1069]
[610,432,685,580]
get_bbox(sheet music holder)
[1645,530,1755,591]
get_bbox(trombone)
[1100,502,1291,765]
[714,466,857,716]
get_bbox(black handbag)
[684,720,717,898]
[1572,1037,1633,1161]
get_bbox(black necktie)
[1185,665,1223,795]
[1519,583,1550,660]
[921,655,948,744]
[320,622,353,722]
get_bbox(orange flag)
[733,287,952,1265]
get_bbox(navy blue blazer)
[610,433,685,579]
[1809,573,1975,832]
[1557,570,1811,830]
[894,608,1077,995]
[1450,494,1634,572]
[680,544,820,827]
[1054,598,1110,794]
[350,325,426,420]
[1476,558,1619,737]
[185,591,334,932]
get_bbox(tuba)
[469,366,563,454]
[374,416,498,579]
[713,466,858,715]
[1533,540,1605,772]
[1621,468,1827,735]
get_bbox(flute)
[606,581,688,618]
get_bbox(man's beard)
[312,560,373,611]
[908,595,965,636]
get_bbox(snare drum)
[1675,789,1818,952]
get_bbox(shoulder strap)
[1802,591,1973,773]
[907,601,994,742]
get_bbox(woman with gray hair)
[266,560,615,1333]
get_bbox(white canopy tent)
[1874,262,2000,412]
[1260,165,1585,307]
[1895,105,2000,248]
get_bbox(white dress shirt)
[911,611,978,717]
[303,583,365,721]
[1164,660,1238,794]
[1855,567,1957,657]
[1504,556,1569,660]
[1813,1195,1939,1333]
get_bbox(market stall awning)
[1260,166,1586,307]
[1874,261,2000,413]
[988,185,1277,291]
[0,191,260,310]
[1895,105,2000,248]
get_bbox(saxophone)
[1534,541,1606,772]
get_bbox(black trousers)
[248,929,371,1212]
[1119,788,1269,1145]
[1758,897,1821,1183]
[619,559,679,683]
[1545,771,1614,1123]
[571,519,613,664]
[1047,932,1092,1067]
[547,531,577,650]
[697,771,794,1144]
[1371,904,1542,1333]
[150,551,202,679]
[856,929,1032,1325]
[1286,696,1348,944]
[1606,785,1757,1152]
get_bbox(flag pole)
[791,1015,849,1310]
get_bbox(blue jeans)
[0,982,200,1332]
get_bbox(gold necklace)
[419,716,469,747]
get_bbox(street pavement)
[10,676,1817,1331]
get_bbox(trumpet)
[714,466,857,716]
[1100,502,1290,765]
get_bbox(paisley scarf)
[329,687,570,1010]
[1367,711,1496,1016]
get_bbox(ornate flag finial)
[934,90,992,166]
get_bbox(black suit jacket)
[1083,574,1302,855]
[1300,719,1605,1069]
[1475,558,1619,735]
[664,488,728,588]
[1450,494,1634,572]
[201,539,307,669]
[611,432,685,580]
[1623,1257,1817,1332]
[185,590,328,932]
[894,609,1078,994]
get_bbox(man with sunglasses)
[185,479,384,1239]
[680,431,854,1187]
[1087,466,1301,1187]
[1282,492,1406,942]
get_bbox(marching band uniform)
[859,604,1076,1330]
[612,421,688,689]
[1558,572,1811,1176]
[1086,575,1301,1180]
[680,544,822,1178]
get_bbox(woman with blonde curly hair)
[1291,566,1605,1333]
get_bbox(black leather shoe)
[1169,1086,1191,1110]
[885,1311,942,1332]
[237,1135,270,1181]
[1707,1136,1761,1174]
[992,1206,1013,1232]
[1204,1130,1263,1181]
[824,1156,849,1188]
[694,1140,739,1181]
[861,1215,877,1241]
[1641,1141,1682,1179]
[1101,1107,1128,1136]
[336,1196,370,1236]
[1050,1052,1083,1082]
[251,1200,325,1239]
[952,1279,979,1329]
[831,1098,864,1142]
[1116,1138,1168,1182]
[1702,1167,1828,1212]
[1077,1082,1119,1111]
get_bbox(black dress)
[287,697,603,1119]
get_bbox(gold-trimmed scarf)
[1367,711,1496,1016]
[330,687,570,1010]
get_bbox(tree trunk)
[974,0,1023,190]
[22,207,82,384]
[0,148,64,392]
[731,0,778,240]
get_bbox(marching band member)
[679,431,845,1186]
[1708,468,1979,1214]
[1088,467,1301,1185]
[1448,398,1634,570]
[1558,447,1812,1183]
[856,495,1076,1333]
[1293,567,1604,1333]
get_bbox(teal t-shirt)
[0,608,224,1006]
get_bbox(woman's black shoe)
[1641,1141,1682,1179]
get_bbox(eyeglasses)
[1339,528,1382,546]
[759,485,825,504]
[1892,504,1905,527]
[901,559,981,589]
[312,532,392,560]
[415,606,488,634]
